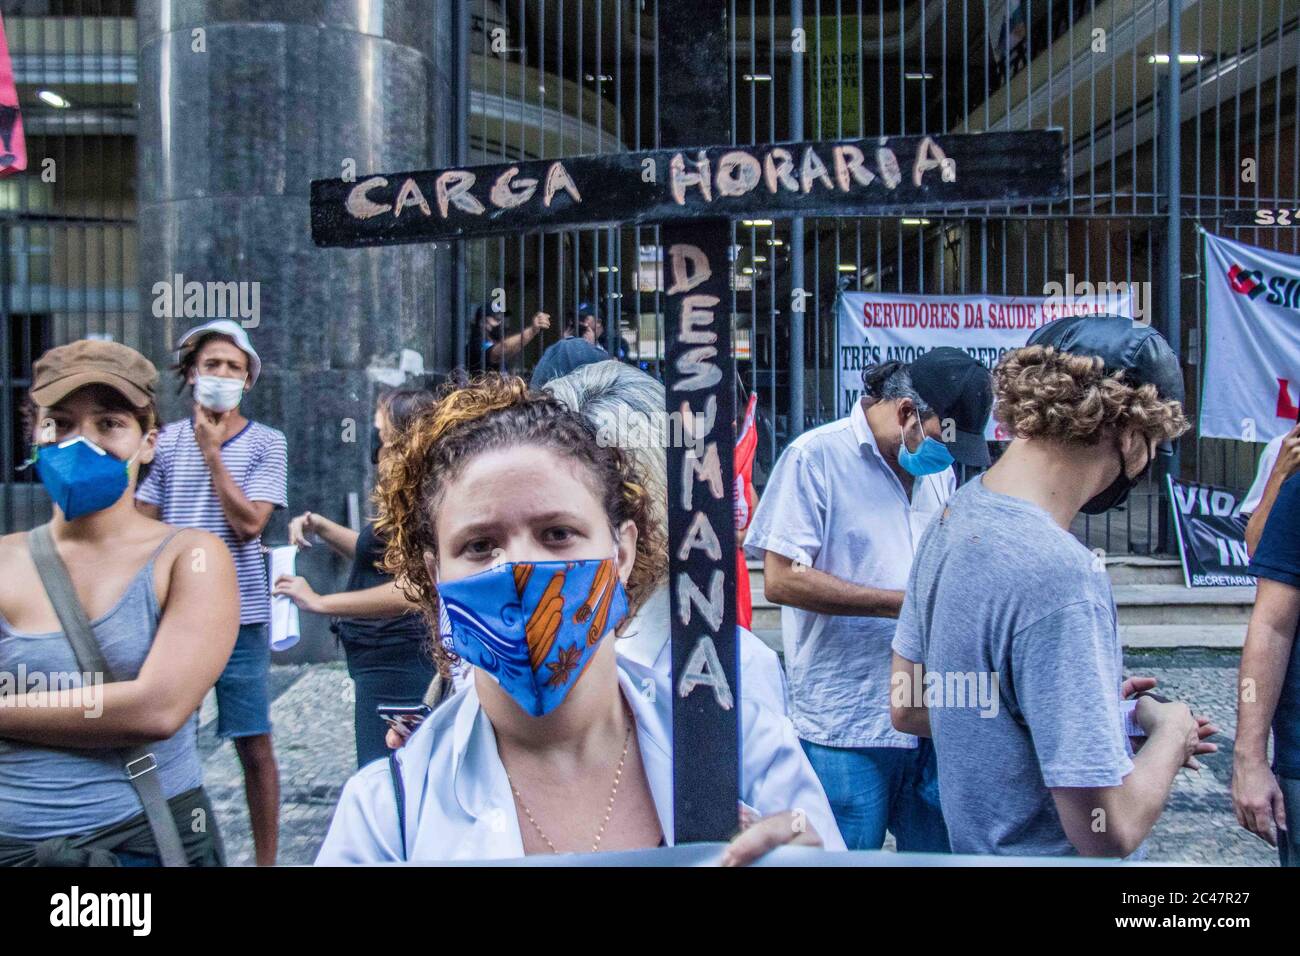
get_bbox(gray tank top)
[0,530,203,840]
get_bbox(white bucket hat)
[177,319,262,386]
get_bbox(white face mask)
[194,375,246,413]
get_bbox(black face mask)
[1080,439,1153,515]
[370,427,383,466]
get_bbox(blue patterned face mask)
[437,555,630,717]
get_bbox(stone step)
[749,624,1246,653]
[749,586,1254,628]
[1119,624,1246,649]
[742,562,1255,646]
[1104,557,1187,586]
[1111,585,1255,626]
[744,555,1194,591]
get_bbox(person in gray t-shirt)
[891,315,1218,857]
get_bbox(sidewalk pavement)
[200,650,1279,867]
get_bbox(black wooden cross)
[311,3,1065,846]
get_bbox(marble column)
[137,0,454,661]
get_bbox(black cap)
[909,347,994,467]
[1026,315,1184,452]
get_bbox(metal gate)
[456,0,1300,557]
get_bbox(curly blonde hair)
[373,373,666,675]
[993,345,1188,445]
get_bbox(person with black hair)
[531,302,610,387]
[273,386,438,768]
[465,304,551,374]
[744,347,993,853]
[135,318,286,866]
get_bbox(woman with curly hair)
[889,315,1217,858]
[315,374,842,863]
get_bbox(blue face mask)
[898,414,954,477]
[437,555,630,717]
[33,435,142,521]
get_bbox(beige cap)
[30,339,159,409]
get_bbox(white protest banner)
[835,289,1135,438]
[1201,231,1300,442]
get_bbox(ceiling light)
[904,72,934,81]
[742,219,773,227]
[743,74,772,82]
[1147,53,1204,65]
[901,218,930,226]
[38,90,71,108]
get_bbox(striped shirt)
[136,418,288,624]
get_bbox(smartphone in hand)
[377,703,431,738]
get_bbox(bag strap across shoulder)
[26,523,190,867]
[388,751,407,861]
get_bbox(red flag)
[0,14,26,177]
[734,392,759,630]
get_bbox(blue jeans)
[214,623,272,739]
[801,738,950,853]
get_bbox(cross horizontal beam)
[311,130,1066,248]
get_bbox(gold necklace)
[507,703,634,854]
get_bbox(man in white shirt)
[744,348,993,851]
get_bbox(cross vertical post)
[657,2,741,843]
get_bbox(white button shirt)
[315,654,845,862]
[744,399,954,749]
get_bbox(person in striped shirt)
[136,319,287,866]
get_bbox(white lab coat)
[316,654,844,863]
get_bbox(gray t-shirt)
[892,476,1134,856]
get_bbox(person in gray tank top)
[0,339,240,866]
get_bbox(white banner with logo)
[1201,231,1300,442]
[835,290,1135,438]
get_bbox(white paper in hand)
[269,545,301,651]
